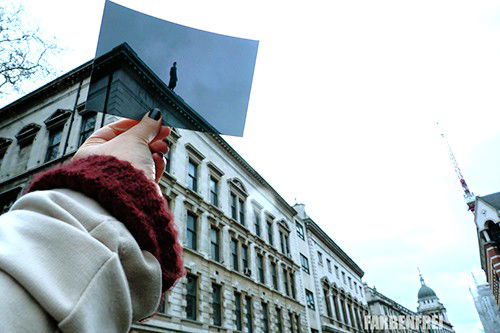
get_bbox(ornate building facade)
[0,46,368,332]
[364,274,455,333]
[470,278,500,333]
[294,204,367,333]
[474,193,500,309]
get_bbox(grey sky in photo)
[94,0,258,136]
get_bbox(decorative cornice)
[44,109,71,129]
[305,218,364,278]
[15,123,41,145]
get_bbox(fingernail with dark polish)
[148,108,162,120]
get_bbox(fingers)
[152,152,166,183]
[124,110,163,144]
[151,125,171,142]
[149,140,169,155]
[83,119,139,144]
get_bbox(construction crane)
[437,122,476,212]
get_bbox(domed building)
[416,273,455,333]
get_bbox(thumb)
[124,109,162,143]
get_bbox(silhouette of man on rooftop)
[168,62,177,90]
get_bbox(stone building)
[416,274,454,332]
[469,276,500,333]
[294,204,368,333]
[364,286,420,333]
[364,274,455,333]
[473,193,500,309]
[0,45,368,332]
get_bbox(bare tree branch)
[0,4,60,95]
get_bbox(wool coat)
[0,155,184,332]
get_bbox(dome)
[418,284,436,299]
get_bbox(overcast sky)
[5,0,500,331]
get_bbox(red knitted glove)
[26,154,184,292]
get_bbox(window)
[300,254,310,274]
[261,302,269,333]
[231,193,238,219]
[271,262,278,290]
[354,282,357,293]
[342,272,346,284]
[79,112,96,145]
[276,307,283,333]
[283,268,289,297]
[290,272,296,299]
[348,277,352,289]
[45,127,62,162]
[17,143,32,171]
[324,288,332,317]
[245,296,253,333]
[210,226,220,262]
[279,231,290,255]
[165,148,172,173]
[230,192,246,225]
[234,292,242,331]
[295,314,301,333]
[209,177,219,206]
[335,265,339,278]
[317,251,323,266]
[305,289,315,310]
[267,220,273,246]
[257,254,265,283]
[0,149,6,170]
[187,159,198,191]
[254,210,261,237]
[0,188,21,214]
[157,298,166,313]
[186,274,198,320]
[289,311,295,333]
[327,259,332,273]
[186,212,198,250]
[296,222,305,240]
[359,286,363,296]
[239,198,245,225]
[231,238,239,271]
[212,283,222,326]
[242,245,249,270]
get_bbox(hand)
[73,109,171,185]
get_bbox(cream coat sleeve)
[0,188,162,333]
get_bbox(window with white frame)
[228,178,247,225]
[296,222,305,240]
[253,209,261,237]
[305,289,315,310]
[266,217,274,246]
[317,251,323,266]
[300,254,310,274]
[207,162,223,207]
[185,144,205,193]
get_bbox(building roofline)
[0,44,298,218]
[366,286,417,316]
[0,60,93,120]
[305,218,364,277]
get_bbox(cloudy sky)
[4,0,500,331]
